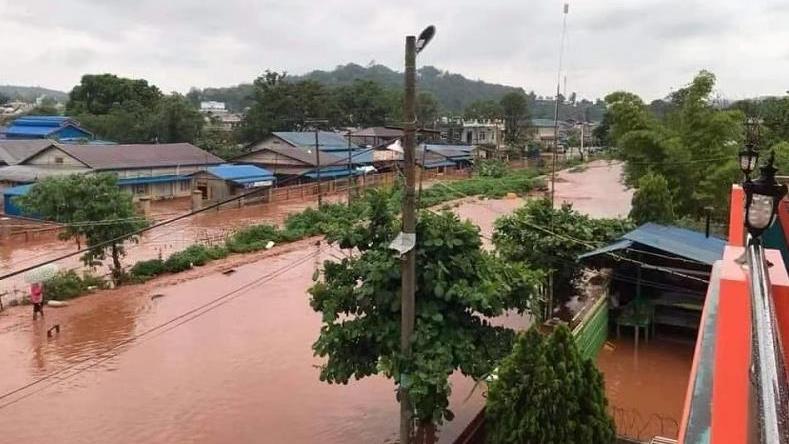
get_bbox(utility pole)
[347,130,353,207]
[400,34,417,444]
[315,128,322,207]
[579,123,584,161]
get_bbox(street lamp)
[743,152,788,239]
[739,118,761,180]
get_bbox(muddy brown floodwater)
[0,161,654,443]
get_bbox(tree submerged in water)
[309,189,542,440]
[16,173,147,284]
[485,325,615,444]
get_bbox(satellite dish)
[415,25,436,53]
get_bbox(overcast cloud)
[1,0,787,101]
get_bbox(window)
[479,132,486,141]
[133,184,148,195]
[54,157,64,164]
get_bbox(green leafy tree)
[332,80,392,127]
[494,198,632,298]
[772,141,789,174]
[67,74,162,115]
[464,100,504,120]
[16,174,147,284]
[500,92,532,154]
[607,71,743,220]
[238,71,337,142]
[152,93,204,143]
[0,92,9,105]
[486,325,615,444]
[416,91,440,128]
[310,190,542,436]
[629,173,674,225]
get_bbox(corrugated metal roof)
[0,165,88,182]
[274,131,360,150]
[239,145,344,167]
[58,143,224,170]
[623,223,726,265]
[116,175,190,186]
[0,140,56,165]
[206,164,275,181]
[352,127,403,138]
[304,166,358,179]
[577,239,634,261]
[11,116,74,127]
[578,223,726,265]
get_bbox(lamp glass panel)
[747,193,774,229]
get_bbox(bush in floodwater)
[226,223,283,253]
[44,270,108,301]
[130,259,166,280]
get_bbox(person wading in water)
[30,282,44,320]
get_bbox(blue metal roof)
[12,116,74,127]
[206,164,275,185]
[304,166,359,179]
[274,131,361,150]
[2,183,33,196]
[3,123,92,139]
[117,175,190,186]
[579,223,726,265]
[322,148,374,165]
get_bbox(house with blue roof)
[190,164,276,203]
[578,223,726,337]
[0,116,93,141]
[235,131,372,181]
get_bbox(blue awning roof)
[578,223,726,265]
[304,167,359,179]
[2,183,33,196]
[117,175,190,186]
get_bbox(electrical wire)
[0,247,322,410]
[424,178,709,284]
[0,146,378,282]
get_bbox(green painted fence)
[572,296,609,360]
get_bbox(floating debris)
[47,324,61,338]
[150,294,165,300]
[265,241,275,249]
[222,269,237,276]
[47,300,69,308]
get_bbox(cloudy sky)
[1,0,787,101]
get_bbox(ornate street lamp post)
[739,118,761,181]
[743,152,787,239]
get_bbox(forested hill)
[192,63,606,121]
[192,63,526,114]
[291,63,524,113]
[0,85,68,103]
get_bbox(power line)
[0,146,378,282]
[425,180,709,284]
[0,246,322,410]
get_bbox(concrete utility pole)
[399,25,435,444]
[400,34,418,444]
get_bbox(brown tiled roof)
[56,143,224,170]
[0,140,57,165]
[239,145,344,167]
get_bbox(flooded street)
[0,161,650,443]
[597,335,696,440]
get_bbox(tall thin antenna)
[551,2,570,209]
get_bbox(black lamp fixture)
[743,151,788,239]
[415,25,436,54]
[739,117,761,180]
